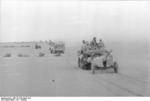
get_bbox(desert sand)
[0,42,149,96]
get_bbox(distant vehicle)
[35,44,41,49]
[50,42,65,55]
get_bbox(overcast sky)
[0,0,150,45]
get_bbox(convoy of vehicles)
[35,37,118,74]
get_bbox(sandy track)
[0,54,149,96]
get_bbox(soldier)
[98,39,104,49]
[85,41,91,50]
[81,40,87,52]
[90,37,98,49]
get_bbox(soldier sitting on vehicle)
[81,40,87,52]
[90,37,98,50]
[85,41,91,50]
[98,39,104,49]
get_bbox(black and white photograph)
[0,0,149,97]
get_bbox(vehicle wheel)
[92,67,95,74]
[91,65,95,74]
[86,63,91,70]
[113,62,118,73]
[78,58,80,68]
[80,62,84,69]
